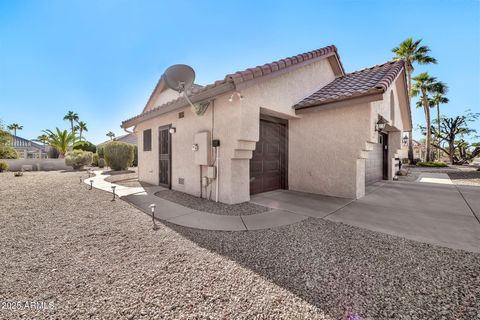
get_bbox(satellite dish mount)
[162,64,208,116]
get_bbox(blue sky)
[0,0,479,144]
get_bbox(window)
[143,129,152,151]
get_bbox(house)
[11,135,47,158]
[97,133,137,146]
[121,45,412,204]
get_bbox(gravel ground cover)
[155,190,270,216]
[0,171,479,319]
[447,170,480,186]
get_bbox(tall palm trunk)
[436,103,441,160]
[422,89,432,162]
[69,120,75,145]
[79,129,83,142]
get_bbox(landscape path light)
[89,180,93,190]
[149,204,157,229]
[79,176,83,184]
[111,186,116,201]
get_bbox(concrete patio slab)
[326,180,480,253]
[242,209,307,231]
[167,211,247,231]
[456,185,480,220]
[357,181,472,217]
[250,189,352,218]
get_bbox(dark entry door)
[158,125,171,188]
[250,118,287,195]
[382,132,388,180]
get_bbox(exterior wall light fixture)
[228,92,245,102]
[375,116,389,132]
[169,127,176,134]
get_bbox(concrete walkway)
[84,171,308,231]
[86,171,480,252]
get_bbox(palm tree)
[106,131,115,140]
[429,86,449,160]
[392,38,437,163]
[77,121,88,142]
[412,73,446,162]
[42,128,75,158]
[7,123,23,137]
[63,111,79,142]
[34,134,49,146]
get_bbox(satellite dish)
[162,64,195,93]
[162,64,209,116]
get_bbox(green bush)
[92,153,99,166]
[74,141,97,153]
[65,150,93,169]
[132,145,138,167]
[103,141,134,170]
[0,160,8,172]
[98,158,105,168]
[97,144,105,158]
[0,146,18,159]
[416,161,448,167]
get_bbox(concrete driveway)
[251,176,480,253]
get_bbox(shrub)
[97,144,105,158]
[132,145,138,167]
[92,153,99,166]
[0,146,18,159]
[416,161,448,167]
[103,141,134,170]
[65,150,93,169]
[74,141,97,153]
[0,161,8,172]
[98,158,105,168]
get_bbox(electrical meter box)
[194,131,211,165]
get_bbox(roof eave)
[121,82,235,128]
[295,91,384,114]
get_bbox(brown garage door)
[250,119,287,195]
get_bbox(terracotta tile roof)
[294,59,405,110]
[122,45,343,127]
[225,45,341,84]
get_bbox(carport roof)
[293,59,406,110]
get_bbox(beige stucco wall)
[289,103,371,198]
[144,88,180,113]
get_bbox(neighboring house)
[121,45,412,204]
[10,135,47,158]
[98,133,137,146]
